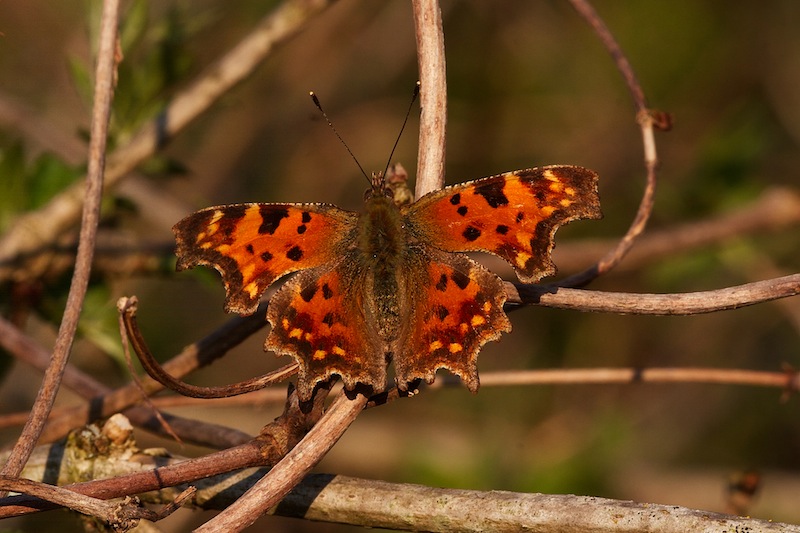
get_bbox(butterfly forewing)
[173,203,357,315]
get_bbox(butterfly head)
[363,171,394,202]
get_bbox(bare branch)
[554,186,800,274]
[472,367,798,391]
[119,296,297,398]
[509,274,800,314]
[412,0,447,197]
[0,0,120,484]
[197,391,367,533]
[560,0,665,286]
[0,305,264,448]
[275,474,796,533]
[0,0,334,278]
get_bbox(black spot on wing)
[300,283,318,302]
[435,305,449,320]
[476,180,509,208]
[449,193,461,205]
[215,205,247,237]
[286,246,303,261]
[451,270,470,290]
[435,274,448,292]
[322,283,334,299]
[297,224,307,234]
[457,205,468,216]
[495,224,509,235]
[301,211,312,223]
[246,244,255,254]
[260,251,273,262]
[462,226,481,241]
[259,206,289,235]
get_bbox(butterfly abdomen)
[357,194,409,346]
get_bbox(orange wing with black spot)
[394,250,511,392]
[173,203,357,315]
[265,261,386,402]
[405,166,601,283]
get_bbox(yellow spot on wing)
[244,281,259,299]
[515,251,531,269]
[289,328,303,339]
[559,199,573,207]
[471,315,486,327]
[313,350,327,360]
[448,343,463,353]
[332,346,346,356]
[429,340,443,352]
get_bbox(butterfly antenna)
[382,81,421,177]
[310,91,370,184]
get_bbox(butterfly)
[173,165,601,401]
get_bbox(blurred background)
[1,1,799,530]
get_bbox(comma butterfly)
[173,165,601,401]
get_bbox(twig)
[467,367,799,391]
[196,391,368,533]
[412,0,447,196]
[508,273,800,314]
[0,477,191,528]
[0,0,120,485]
[552,186,800,274]
[0,391,326,519]
[559,0,663,287]
[118,296,298,398]
[0,0,334,278]
[0,308,263,448]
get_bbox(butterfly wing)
[173,203,357,315]
[405,166,601,283]
[265,261,385,402]
[394,249,510,392]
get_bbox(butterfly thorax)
[356,191,406,344]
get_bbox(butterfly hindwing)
[394,249,511,392]
[265,263,386,401]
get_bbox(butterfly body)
[174,166,601,401]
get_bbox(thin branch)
[412,0,447,197]
[196,391,368,533]
[468,367,799,391]
[119,296,298,398]
[0,305,264,448]
[559,0,666,287]
[0,477,173,528]
[508,274,800,315]
[0,0,120,484]
[553,186,800,274]
[0,0,334,278]
[0,391,326,520]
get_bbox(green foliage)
[0,139,83,232]
[71,0,198,144]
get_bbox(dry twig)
[0,0,120,486]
